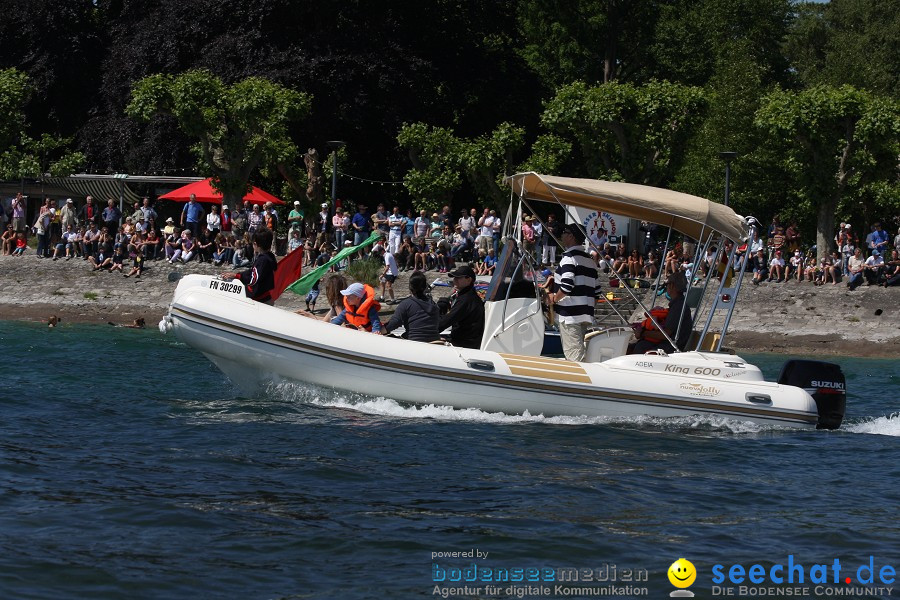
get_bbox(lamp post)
[719,151,737,207]
[325,140,345,206]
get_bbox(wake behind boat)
[161,173,847,429]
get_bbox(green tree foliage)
[398,122,525,212]
[517,0,659,86]
[126,70,311,206]
[786,0,900,95]
[540,80,706,185]
[754,85,900,261]
[0,68,85,180]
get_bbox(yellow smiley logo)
[668,558,697,588]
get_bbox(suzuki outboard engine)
[777,360,846,429]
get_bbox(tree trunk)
[304,148,325,207]
[816,197,838,264]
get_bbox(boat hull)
[166,275,821,428]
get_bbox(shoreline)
[2,254,897,357]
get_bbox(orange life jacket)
[641,306,669,330]
[342,284,381,331]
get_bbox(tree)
[126,70,311,207]
[754,85,900,262]
[398,122,526,212]
[0,68,84,180]
[785,0,900,95]
[540,80,706,185]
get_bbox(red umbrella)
[159,178,285,206]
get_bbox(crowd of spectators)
[3,190,897,293]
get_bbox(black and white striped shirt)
[555,246,601,324]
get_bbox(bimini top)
[505,172,748,242]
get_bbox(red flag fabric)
[270,246,305,301]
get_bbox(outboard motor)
[777,360,846,430]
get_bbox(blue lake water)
[1,321,898,599]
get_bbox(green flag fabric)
[285,231,382,297]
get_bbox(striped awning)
[41,174,204,204]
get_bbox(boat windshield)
[484,238,541,304]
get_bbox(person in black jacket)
[385,271,440,342]
[223,228,277,304]
[438,265,484,349]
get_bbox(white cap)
[340,282,366,297]
[321,202,328,208]
[294,201,300,206]
[66,198,73,203]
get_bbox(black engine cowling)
[777,360,846,430]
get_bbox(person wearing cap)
[384,271,440,343]
[438,264,484,349]
[222,228,278,304]
[288,200,304,234]
[861,248,885,286]
[547,223,601,361]
[330,282,382,333]
[314,202,330,248]
[768,249,785,282]
[631,271,692,354]
[59,198,78,230]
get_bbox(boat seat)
[584,326,633,362]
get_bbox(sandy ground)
[1,254,897,357]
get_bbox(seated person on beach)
[768,250,785,282]
[750,250,768,284]
[12,232,27,255]
[89,245,112,270]
[330,282,382,333]
[438,264,485,349]
[883,249,900,287]
[109,245,126,273]
[629,271,692,355]
[384,271,441,343]
[124,245,144,278]
[2,224,17,255]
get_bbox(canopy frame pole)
[715,224,753,351]
[521,183,678,351]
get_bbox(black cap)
[561,223,585,243]
[447,264,476,279]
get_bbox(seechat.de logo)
[668,558,697,597]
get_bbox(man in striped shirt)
[548,223,601,361]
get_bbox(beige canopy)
[505,172,748,242]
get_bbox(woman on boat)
[330,282,382,333]
[384,271,440,342]
[630,271,692,354]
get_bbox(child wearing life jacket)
[330,282,382,333]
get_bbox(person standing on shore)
[181,194,205,239]
[60,199,77,230]
[547,224,601,362]
[77,196,101,229]
[102,198,121,236]
[11,193,26,233]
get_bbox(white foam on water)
[845,413,900,437]
[270,380,787,435]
